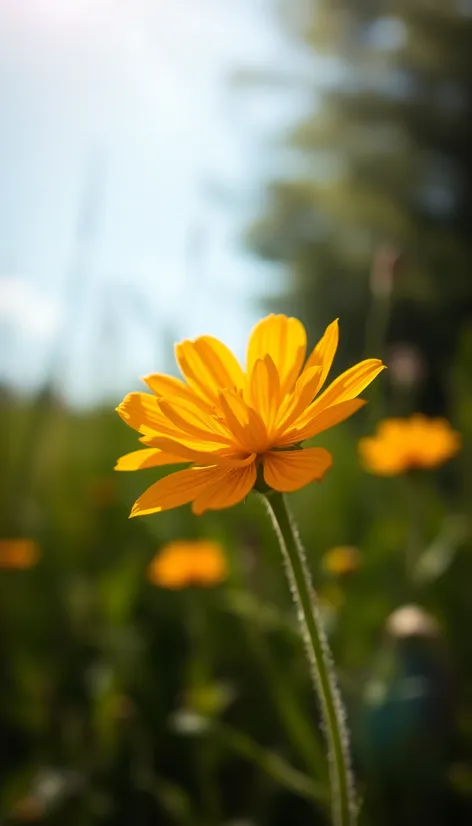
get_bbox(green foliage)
[1,355,472,824]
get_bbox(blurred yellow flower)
[322,546,362,576]
[0,539,40,569]
[147,540,228,589]
[359,414,461,475]
[115,315,385,516]
[12,795,44,821]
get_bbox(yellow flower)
[322,546,362,576]
[12,795,44,821]
[0,539,40,569]
[359,414,461,476]
[115,315,385,515]
[147,540,227,589]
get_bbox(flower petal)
[218,391,250,447]
[192,463,257,514]
[148,540,227,588]
[158,398,232,444]
[219,390,269,454]
[247,314,307,395]
[145,435,256,467]
[279,399,366,445]
[175,336,245,403]
[130,465,227,517]
[275,366,323,432]
[247,356,280,430]
[263,447,332,492]
[143,373,214,413]
[358,436,408,476]
[116,392,178,437]
[303,319,339,391]
[115,448,189,471]
[194,336,245,390]
[358,415,462,475]
[312,359,385,409]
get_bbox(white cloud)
[0,276,63,341]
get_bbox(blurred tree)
[238,0,472,412]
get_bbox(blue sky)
[0,0,327,405]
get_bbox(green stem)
[263,492,355,826]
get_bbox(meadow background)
[1,1,472,824]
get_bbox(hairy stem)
[263,492,355,826]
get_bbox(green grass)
[1,379,471,826]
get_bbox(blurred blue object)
[356,605,456,825]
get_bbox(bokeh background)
[1,1,472,824]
